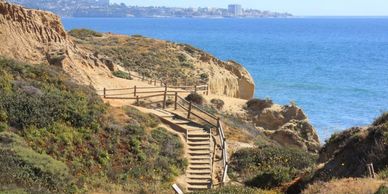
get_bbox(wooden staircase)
[155,109,213,192]
[102,82,228,193]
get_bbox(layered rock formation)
[0,1,113,86]
[177,45,255,100]
[245,100,320,153]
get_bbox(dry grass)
[303,178,386,194]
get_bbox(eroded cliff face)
[69,33,256,100]
[182,47,255,100]
[245,102,320,153]
[0,1,113,86]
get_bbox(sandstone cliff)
[69,33,255,100]
[243,99,320,153]
[0,1,113,86]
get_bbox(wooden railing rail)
[102,82,227,187]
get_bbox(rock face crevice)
[0,1,113,86]
[181,46,255,100]
[246,103,320,153]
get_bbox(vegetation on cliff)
[229,145,317,190]
[68,29,255,99]
[0,57,186,193]
[288,112,388,193]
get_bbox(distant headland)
[6,0,292,18]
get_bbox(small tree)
[185,93,205,105]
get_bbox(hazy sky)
[111,0,388,16]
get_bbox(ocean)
[62,17,388,141]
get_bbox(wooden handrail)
[103,82,228,187]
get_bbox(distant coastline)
[7,0,292,18]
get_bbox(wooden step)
[188,137,210,141]
[188,141,210,145]
[188,133,210,137]
[189,166,211,170]
[190,160,211,165]
[187,179,211,184]
[187,169,212,174]
[187,185,210,190]
[188,146,210,151]
[189,155,211,160]
[187,175,212,179]
[188,150,210,154]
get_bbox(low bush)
[124,106,160,128]
[112,70,132,80]
[378,168,388,180]
[185,93,205,105]
[0,58,186,193]
[0,132,76,193]
[210,98,225,110]
[373,112,388,126]
[229,146,317,189]
[246,98,273,113]
[375,185,388,194]
[192,185,278,194]
[68,29,102,39]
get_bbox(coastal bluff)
[0,0,114,87]
[69,32,256,100]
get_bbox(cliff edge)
[0,1,114,86]
[69,32,255,100]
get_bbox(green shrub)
[210,98,225,110]
[0,57,106,130]
[378,168,388,180]
[0,122,8,132]
[185,93,205,105]
[246,98,273,113]
[0,57,186,193]
[192,185,277,194]
[0,132,75,193]
[112,70,132,80]
[375,186,388,194]
[199,73,209,81]
[68,29,102,39]
[124,106,160,128]
[373,112,388,126]
[229,146,317,189]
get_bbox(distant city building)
[96,0,109,7]
[228,4,242,16]
[6,0,292,18]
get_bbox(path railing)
[101,83,228,187]
[102,85,209,99]
[128,71,208,87]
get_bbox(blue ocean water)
[62,18,388,141]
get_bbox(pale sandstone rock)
[249,104,320,153]
[0,1,115,86]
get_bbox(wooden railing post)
[194,85,197,93]
[103,88,106,98]
[136,96,139,106]
[206,85,209,95]
[174,92,178,110]
[134,86,137,97]
[187,101,192,119]
[163,85,168,109]
[154,80,157,86]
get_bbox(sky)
[110,0,388,16]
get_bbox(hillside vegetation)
[0,57,186,193]
[229,145,316,190]
[69,31,205,85]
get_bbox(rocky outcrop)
[70,33,255,100]
[247,103,320,153]
[0,1,114,86]
[179,45,255,100]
